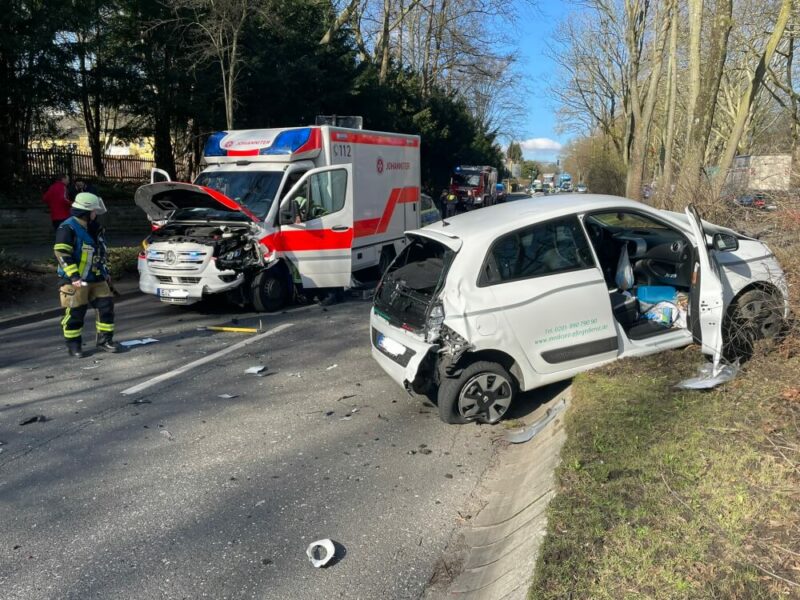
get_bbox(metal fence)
[21,150,159,183]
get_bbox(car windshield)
[452,173,481,187]
[194,170,283,219]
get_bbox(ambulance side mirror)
[279,201,296,225]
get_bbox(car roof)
[417,194,660,241]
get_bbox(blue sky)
[510,0,573,163]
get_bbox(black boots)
[66,340,84,358]
[96,333,121,353]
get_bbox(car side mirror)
[712,232,739,252]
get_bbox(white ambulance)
[135,126,421,310]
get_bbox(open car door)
[685,205,725,365]
[276,165,353,288]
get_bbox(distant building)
[726,154,792,192]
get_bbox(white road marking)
[121,323,293,395]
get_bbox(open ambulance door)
[276,164,353,288]
[685,204,725,366]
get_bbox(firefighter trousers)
[59,282,115,343]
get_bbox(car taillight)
[426,302,445,343]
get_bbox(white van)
[370,195,788,424]
[135,126,421,310]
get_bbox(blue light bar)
[203,131,229,157]
[260,128,312,155]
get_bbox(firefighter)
[445,192,458,218]
[54,193,121,357]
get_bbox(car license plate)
[377,333,406,357]
[157,288,189,299]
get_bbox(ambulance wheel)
[438,361,516,425]
[251,269,288,312]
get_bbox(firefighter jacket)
[54,216,109,283]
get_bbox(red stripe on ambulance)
[260,229,354,252]
[354,186,419,238]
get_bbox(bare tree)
[713,0,793,197]
[178,0,254,129]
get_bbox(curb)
[0,290,142,331]
[427,385,571,600]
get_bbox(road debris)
[326,364,338,370]
[120,338,159,348]
[676,360,739,390]
[160,430,175,441]
[245,366,266,375]
[128,399,152,405]
[19,415,49,426]
[218,394,239,399]
[506,397,567,444]
[206,326,259,333]
[306,539,338,568]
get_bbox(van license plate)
[377,333,406,357]
[157,288,189,299]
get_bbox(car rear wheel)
[723,288,784,359]
[251,268,288,312]
[438,361,516,424]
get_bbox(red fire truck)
[449,165,498,209]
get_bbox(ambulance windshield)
[194,170,283,219]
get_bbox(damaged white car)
[370,195,789,424]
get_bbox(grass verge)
[528,347,800,599]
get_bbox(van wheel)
[251,269,288,312]
[723,288,784,359]
[438,361,516,424]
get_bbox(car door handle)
[331,225,350,232]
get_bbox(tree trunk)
[626,0,673,201]
[319,0,360,45]
[378,0,391,83]
[685,0,703,144]
[660,1,679,202]
[78,41,105,178]
[713,0,792,199]
[675,0,732,205]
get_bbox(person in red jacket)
[42,174,71,230]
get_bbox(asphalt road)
[0,294,506,600]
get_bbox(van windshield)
[194,170,283,219]
[374,235,455,332]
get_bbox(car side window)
[479,216,595,286]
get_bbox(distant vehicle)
[532,179,543,192]
[420,193,442,226]
[496,183,507,203]
[576,183,588,193]
[735,192,769,209]
[449,165,498,209]
[559,172,572,191]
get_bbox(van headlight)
[426,303,445,343]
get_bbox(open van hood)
[134,182,259,222]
